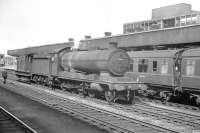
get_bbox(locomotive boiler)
[61,49,130,76]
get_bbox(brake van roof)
[7,42,73,57]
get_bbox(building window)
[186,59,195,76]
[163,18,175,28]
[129,64,133,72]
[144,21,149,31]
[192,14,198,24]
[175,17,180,26]
[138,59,148,72]
[186,15,192,24]
[153,61,157,72]
[180,16,186,26]
[161,60,168,74]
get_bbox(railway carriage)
[127,48,200,105]
[181,48,200,94]
[127,50,178,88]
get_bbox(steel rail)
[1,78,200,132]
[0,106,37,133]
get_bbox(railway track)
[0,81,173,133]
[41,86,200,130]
[30,84,200,130]
[76,94,200,130]
[56,90,200,132]
[1,80,200,133]
[139,97,200,111]
[0,106,37,133]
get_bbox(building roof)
[128,49,179,58]
[79,24,200,50]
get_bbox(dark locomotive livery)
[126,48,200,106]
[8,42,141,103]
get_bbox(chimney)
[109,42,118,49]
[84,35,91,39]
[104,32,112,37]
[68,38,74,42]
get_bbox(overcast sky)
[0,0,200,54]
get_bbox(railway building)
[4,56,17,66]
[79,3,200,51]
[0,54,5,67]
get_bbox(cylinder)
[61,49,130,76]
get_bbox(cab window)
[129,59,134,72]
[186,59,195,76]
[153,61,157,72]
[138,59,148,72]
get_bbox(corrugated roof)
[33,54,51,59]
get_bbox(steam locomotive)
[8,42,141,103]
